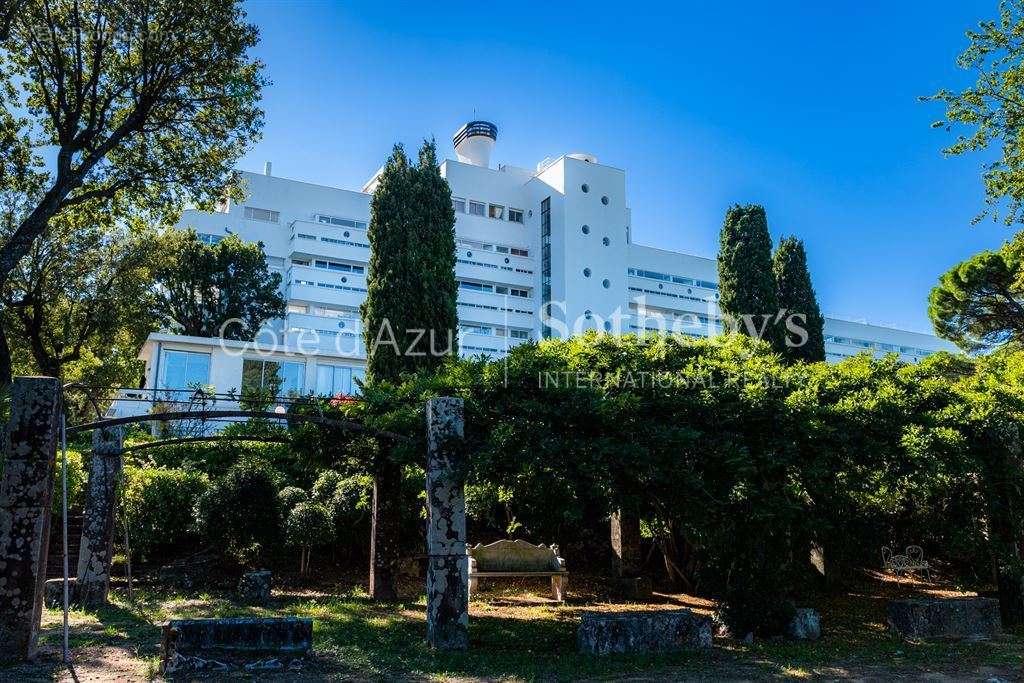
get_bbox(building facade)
[126,121,955,411]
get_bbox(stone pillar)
[425,397,468,650]
[0,377,61,662]
[611,508,651,600]
[611,509,642,578]
[76,425,123,608]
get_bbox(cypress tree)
[773,236,826,363]
[717,204,783,351]
[360,140,457,601]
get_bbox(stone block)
[887,598,1002,641]
[43,578,78,609]
[578,609,712,655]
[788,607,821,640]
[238,571,272,605]
[160,617,312,673]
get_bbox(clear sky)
[238,0,1008,334]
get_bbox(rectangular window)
[541,197,552,338]
[452,197,466,213]
[242,359,305,397]
[488,204,505,220]
[508,208,524,223]
[313,259,364,274]
[287,304,309,314]
[292,259,310,266]
[198,233,223,246]
[244,206,280,223]
[315,214,368,230]
[510,329,529,340]
[315,364,363,396]
[159,350,211,390]
[468,201,485,216]
[495,245,509,254]
[510,247,529,257]
[459,281,493,293]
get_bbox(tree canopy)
[153,230,285,341]
[773,236,825,362]
[929,231,1024,352]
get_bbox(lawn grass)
[4,572,1023,681]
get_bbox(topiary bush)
[120,466,210,563]
[278,486,308,511]
[196,460,283,566]
[284,501,335,573]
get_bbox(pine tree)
[717,204,783,351]
[360,140,457,600]
[773,236,825,363]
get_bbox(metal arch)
[121,435,293,453]
[65,409,414,443]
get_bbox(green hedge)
[120,465,209,563]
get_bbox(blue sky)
[239,1,1007,333]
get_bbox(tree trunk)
[0,320,12,387]
[369,458,401,601]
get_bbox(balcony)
[457,289,535,329]
[455,249,534,288]
[290,219,370,264]
[287,264,368,309]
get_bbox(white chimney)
[453,121,497,168]
[263,161,272,176]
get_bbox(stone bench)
[468,540,568,601]
[578,609,712,654]
[887,598,1002,641]
[160,617,312,673]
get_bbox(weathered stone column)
[0,377,62,662]
[76,425,124,608]
[611,509,642,578]
[425,397,468,650]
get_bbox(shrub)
[52,449,87,517]
[284,501,335,573]
[196,460,283,566]
[120,466,210,562]
[279,486,308,511]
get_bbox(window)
[315,364,365,396]
[197,233,223,246]
[468,201,485,216]
[292,258,310,266]
[242,359,305,397]
[315,214,368,230]
[541,197,552,339]
[582,225,590,235]
[459,281,493,293]
[244,206,279,223]
[511,247,529,257]
[314,259,364,274]
[510,329,530,340]
[461,324,493,336]
[581,183,589,193]
[583,268,591,277]
[452,197,466,213]
[601,195,609,205]
[159,350,210,390]
[508,208,524,223]
[287,304,309,314]
[488,204,505,220]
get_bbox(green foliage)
[929,231,1024,351]
[278,486,308,511]
[925,1,1024,224]
[137,438,307,486]
[773,236,825,362]
[717,204,783,351]
[284,501,335,551]
[51,449,86,517]
[195,460,282,566]
[119,466,209,562]
[361,140,458,384]
[152,230,286,340]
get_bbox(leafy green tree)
[929,232,1024,351]
[717,204,783,351]
[153,229,285,340]
[0,209,157,382]
[359,140,457,600]
[285,501,335,574]
[196,460,282,567]
[0,0,265,383]
[925,1,1024,224]
[773,236,825,362]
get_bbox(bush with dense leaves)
[278,486,308,511]
[195,460,283,566]
[51,449,87,517]
[285,501,335,551]
[120,466,209,562]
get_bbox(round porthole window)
[581,183,589,193]
[467,251,473,257]
[583,268,592,277]
[338,321,346,329]
[602,279,611,289]
[584,309,593,319]
[715,293,720,300]
[504,257,510,264]
[603,321,612,332]
[601,196,609,205]
[687,288,692,294]
[602,237,610,246]
[341,276,348,283]
[344,231,350,238]
[658,283,664,290]
[582,225,590,235]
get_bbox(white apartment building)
[127,121,956,408]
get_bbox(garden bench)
[882,545,931,581]
[468,540,568,601]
